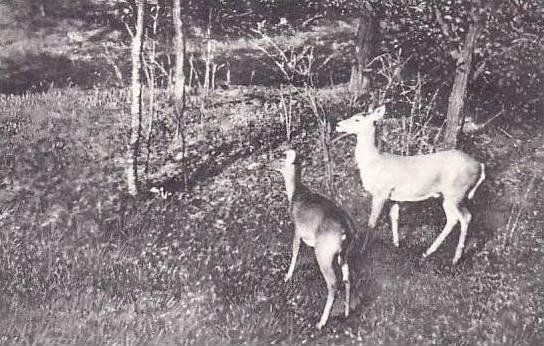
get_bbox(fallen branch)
[301,15,323,28]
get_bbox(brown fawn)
[274,150,358,329]
[336,105,485,264]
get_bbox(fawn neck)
[282,164,303,203]
[355,130,380,165]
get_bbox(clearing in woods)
[0,11,543,345]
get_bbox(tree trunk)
[38,1,46,16]
[321,120,334,195]
[203,9,213,94]
[172,0,186,132]
[127,0,145,196]
[144,2,160,178]
[349,13,376,94]
[443,13,485,148]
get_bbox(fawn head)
[336,105,386,135]
[270,149,299,175]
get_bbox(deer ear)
[370,105,386,120]
[285,150,297,164]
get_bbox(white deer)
[336,105,485,264]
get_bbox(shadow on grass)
[172,121,289,192]
[0,52,114,94]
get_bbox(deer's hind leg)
[340,256,350,318]
[452,204,472,264]
[285,233,301,282]
[423,198,460,259]
[315,241,339,330]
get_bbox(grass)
[0,84,543,344]
[1,11,543,344]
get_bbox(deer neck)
[355,131,381,166]
[282,166,302,204]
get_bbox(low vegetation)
[1,82,543,344]
[1,1,543,344]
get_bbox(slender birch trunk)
[126,0,145,195]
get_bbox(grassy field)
[1,85,543,344]
[1,14,544,345]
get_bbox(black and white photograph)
[0,0,543,344]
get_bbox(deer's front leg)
[285,234,301,282]
[368,195,387,229]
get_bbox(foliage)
[4,0,540,125]
[378,1,544,117]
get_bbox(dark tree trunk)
[127,0,145,196]
[349,13,376,94]
[444,13,485,148]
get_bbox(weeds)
[278,84,297,142]
[503,174,538,249]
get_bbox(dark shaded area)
[6,0,100,23]
[0,26,354,95]
[0,53,115,94]
[219,46,353,88]
[160,119,292,193]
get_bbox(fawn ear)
[285,150,297,164]
[368,105,386,121]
